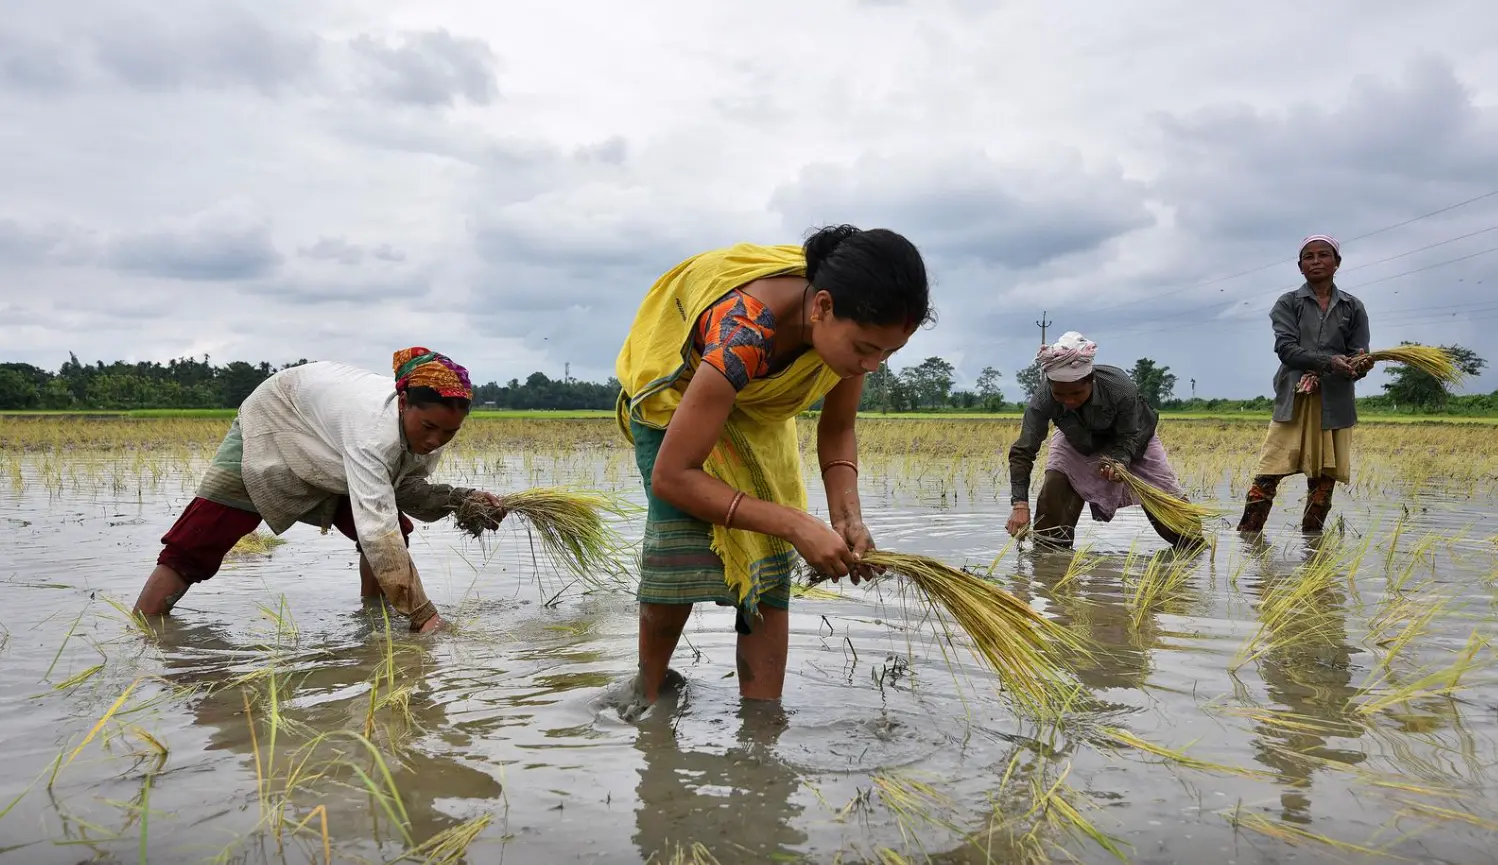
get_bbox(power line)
[1081,188,1498,317]
[1106,243,1498,338]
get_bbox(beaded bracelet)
[724,491,747,529]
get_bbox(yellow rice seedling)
[1019,761,1129,863]
[1364,344,1466,386]
[860,550,1089,718]
[226,530,287,559]
[452,486,640,587]
[872,771,960,853]
[645,842,722,865]
[1232,539,1352,670]
[1124,552,1197,631]
[399,815,493,865]
[1357,630,1491,716]
[1099,727,1270,779]
[1100,457,1225,541]
[1225,809,1399,860]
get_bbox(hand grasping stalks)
[1100,457,1223,541]
[1363,344,1466,386]
[452,487,639,587]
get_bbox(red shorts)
[157,497,414,584]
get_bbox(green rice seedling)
[859,550,1089,719]
[1364,345,1466,386]
[452,486,640,587]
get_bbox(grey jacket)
[1268,283,1371,429]
[1008,364,1158,504]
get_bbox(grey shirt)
[1268,283,1371,429]
[1007,364,1158,504]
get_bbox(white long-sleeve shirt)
[236,361,462,623]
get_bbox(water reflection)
[632,694,806,863]
[1240,534,1366,826]
[151,608,505,860]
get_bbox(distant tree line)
[0,343,1488,415]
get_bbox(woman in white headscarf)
[1006,331,1193,548]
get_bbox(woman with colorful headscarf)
[1006,331,1193,548]
[616,224,931,709]
[1236,234,1373,533]
[131,348,508,632]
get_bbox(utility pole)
[1191,378,1197,399]
[1034,311,1053,346]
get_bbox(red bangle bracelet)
[821,459,858,476]
[725,491,747,529]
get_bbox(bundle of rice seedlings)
[858,550,1088,718]
[1100,458,1223,541]
[452,487,638,586]
[1363,344,1465,385]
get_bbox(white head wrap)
[1299,234,1340,256]
[1037,331,1097,383]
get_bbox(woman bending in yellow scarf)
[616,225,932,709]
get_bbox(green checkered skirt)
[630,420,790,613]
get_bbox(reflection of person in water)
[152,616,504,851]
[630,695,807,862]
[1242,535,1365,825]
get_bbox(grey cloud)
[243,275,427,304]
[0,219,96,266]
[769,151,1154,270]
[105,205,283,281]
[86,10,322,95]
[348,29,498,107]
[296,236,405,265]
[1152,57,1498,246]
[299,236,365,265]
[0,31,80,92]
[2,9,500,108]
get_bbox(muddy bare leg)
[637,602,693,704]
[133,565,191,616]
[1033,470,1085,548]
[736,605,789,701]
[359,553,384,599]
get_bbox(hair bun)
[803,224,861,284]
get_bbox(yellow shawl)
[615,243,844,612]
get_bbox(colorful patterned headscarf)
[392,347,473,400]
[1037,331,1098,383]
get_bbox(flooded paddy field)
[1,416,1497,865]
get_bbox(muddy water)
[2,446,1498,864]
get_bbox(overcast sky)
[3,0,1496,399]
